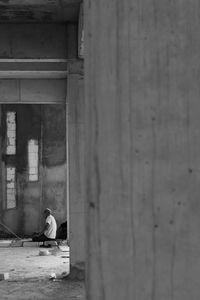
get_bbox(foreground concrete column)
[85,1,200,299]
[67,62,85,279]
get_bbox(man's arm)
[38,222,50,236]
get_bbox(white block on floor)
[10,240,23,247]
[44,241,58,246]
[59,245,70,252]
[22,241,39,247]
[0,240,12,247]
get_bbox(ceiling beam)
[0,70,68,79]
[0,59,68,63]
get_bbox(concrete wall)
[0,104,66,236]
[0,0,81,23]
[0,22,78,237]
[0,24,67,58]
[42,105,67,227]
[85,1,200,299]
[0,79,66,103]
[0,23,77,59]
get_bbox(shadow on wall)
[56,221,67,240]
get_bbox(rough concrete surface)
[0,279,85,300]
[85,0,200,299]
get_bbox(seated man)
[32,208,57,243]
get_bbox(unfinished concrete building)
[0,0,84,282]
[1,0,200,300]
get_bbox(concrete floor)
[0,241,85,300]
[0,247,69,280]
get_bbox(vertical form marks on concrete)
[85,1,136,299]
[85,0,200,299]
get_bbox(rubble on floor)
[0,240,85,299]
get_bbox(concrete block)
[39,250,50,256]
[10,240,23,247]
[0,241,11,247]
[22,241,39,247]
[0,273,9,280]
[44,240,58,247]
[59,245,69,252]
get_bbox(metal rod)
[0,220,21,239]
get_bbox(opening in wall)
[6,166,16,209]
[28,139,39,182]
[6,111,16,155]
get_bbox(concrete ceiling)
[0,0,82,23]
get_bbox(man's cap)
[44,208,52,214]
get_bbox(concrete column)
[67,65,85,279]
[85,1,200,299]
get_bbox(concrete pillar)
[85,1,200,299]
[67,62,85,279]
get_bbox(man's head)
[43,208,51,219]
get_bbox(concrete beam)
[0,70,68,79]
[1,0,81,4]
[0,0,82,22]
[0,59,70,79]
[0,79,66,103]
[0,59,68,63]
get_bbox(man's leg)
[32,233,49,242]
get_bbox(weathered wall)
[0,24,67,58]
[0,104,66,236]
[42,105,67,228]
[0,22,78,237]
[0,23,77,59]
[85,1,200,299]
[0,0,81,23]
[1,105,42,235]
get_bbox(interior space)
[0,0,85,299]
[0,104,67,237]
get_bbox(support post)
[67,63,85,279]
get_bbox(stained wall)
[0,104,66,236]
